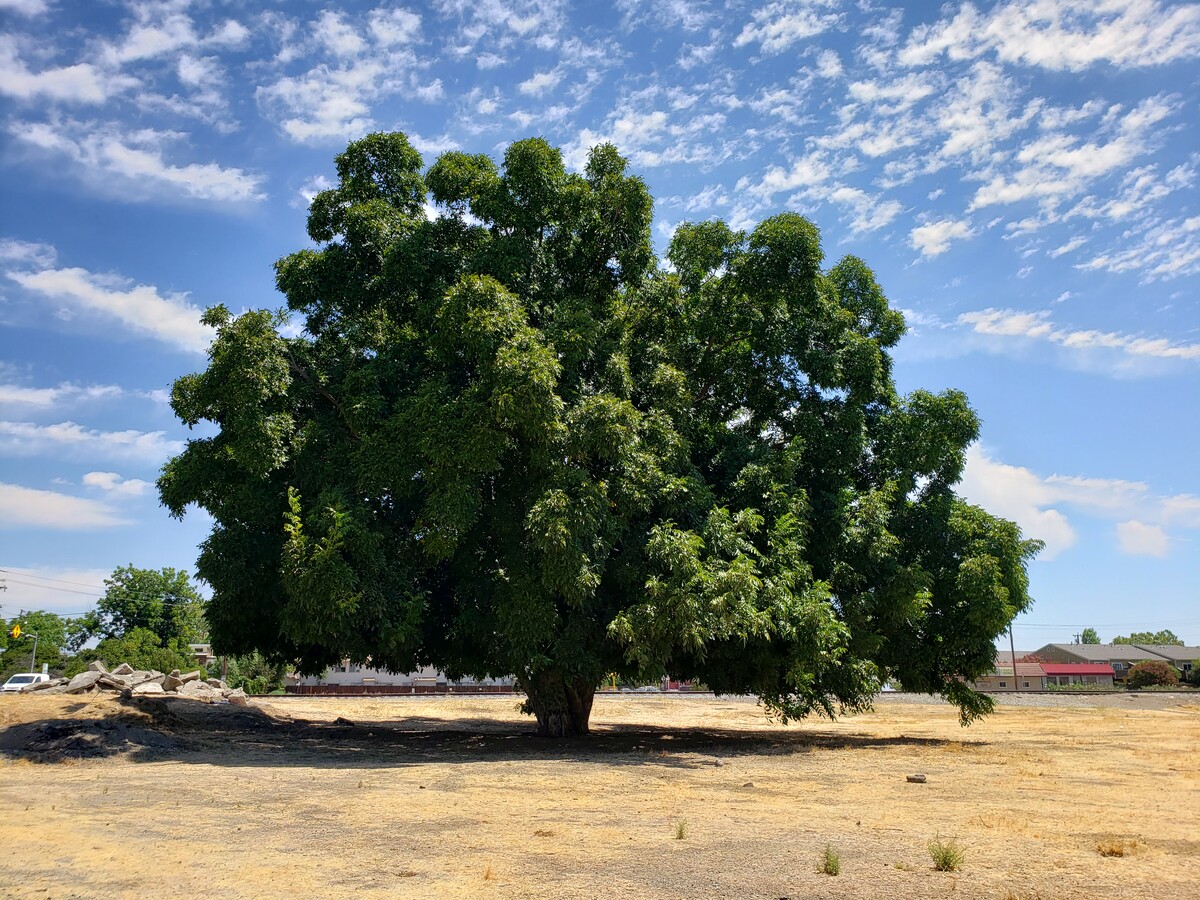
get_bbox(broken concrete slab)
[64,671,103,694]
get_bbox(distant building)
[1032,643,1190,681]
[291,662,515,694]
[1130,645,1200,680]
[972,661,1046,692]
[1040,663,1115,688]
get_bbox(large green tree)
[160,133,1041,736]
[80,565,208,647]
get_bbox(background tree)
[1080,627,1100,644]
[1125,659,1180,688]
[1,610,71,680]
[85,565,207,648]
[160,132,1041,736]
[1111,630,1183,646]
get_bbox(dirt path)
[1,693,1196,899]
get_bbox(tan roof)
[1133,645,1200,662]
[1039,643,1162,662]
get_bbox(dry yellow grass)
[0,692,1196,899]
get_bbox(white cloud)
[1115,520,1170,557]
[407,132,460,155]
[899,0,1200,71]
[315,10,367,58]
[738,155,834,203]
[82,471,152,498]
[0,0,51,14]
[7,265,213,353]
[434,0,567,55]
[960,446,1200,561]
[0,238,56,268]
[10,119,264,202]
[369,9,423,45]
[1075,214,1200,281]
[958,308,1200,366]
[0,421,182,462]
[0,35,138,104]
[294,174,333,208]
[518,69,562,96]
[969,95,1177,211]
[1049,236,1087,257]
[0,483,129,530]
[616,0,712,32]
[734,1,841,54]
[911,218,975,257]
[813,48,843,78]
[958,445,1077,559]
[0,381,122,409]
[826,186,903,233]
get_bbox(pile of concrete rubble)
[22,660,249,705]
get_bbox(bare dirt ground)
[0,691,1196,899]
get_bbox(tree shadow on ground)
[0,695,963,768]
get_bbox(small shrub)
[821,845,840,876]
[1126,660,1179,689]
[1096,838,1140,857]
[928,835,964,871]
[674,820,687,840]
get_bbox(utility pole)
[1009,625,1019,693]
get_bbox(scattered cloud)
[899,0,1200,71]
[0,0,51,15]
[82,471,152,498]
[960,445,1199,561]
[958,308,1200,365]
[0,238,56,269]
[0,482,129,529]
[734,1,841,54]
[1115,520,1170,557]
[0,421,183,462]
[6,263,213,353]
[518,69,563,96]
[958,445,1077,559]
[10,119,265,202]
[0,34,139,104]
[911,218,974,257]
[0,381,123,409]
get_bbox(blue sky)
[1,0,1197,649]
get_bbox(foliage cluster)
[1126,659,1180,688]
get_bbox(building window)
[1023,681,1030,688]
[998,681,1007,687]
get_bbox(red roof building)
[1041,664,1114,677]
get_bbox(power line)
[0,568,109,589]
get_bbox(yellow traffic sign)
[8,624,19,639]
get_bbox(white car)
[1,673,50,693]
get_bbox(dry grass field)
[0,691,1196,899]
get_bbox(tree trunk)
[521,670,596,737]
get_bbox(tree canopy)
[160,132,1041,735]
[1,610,80,680]
[1111,630,1183,646]
[78,565,207,648]
[1080,627,1100,644]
